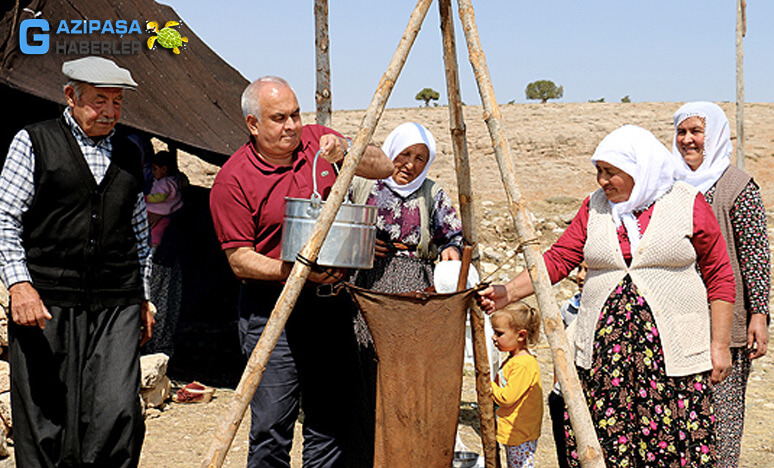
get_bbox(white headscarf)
[381,122,437,198]
[671,101,732,194]
[590,125,684,253]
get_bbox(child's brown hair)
[491,302,541,347]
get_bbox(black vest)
[23,117,144,307]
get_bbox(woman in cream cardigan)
[479,125,736,467]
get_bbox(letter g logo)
[20,19,49,54]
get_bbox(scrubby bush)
[525,80,563,103]
[415,88,440,107]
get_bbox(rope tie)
[479,237,540,283]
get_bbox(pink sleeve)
[691,194,736,303]
[543,197,589,283]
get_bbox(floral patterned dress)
[350,180,463,294]
[563,276,716,467]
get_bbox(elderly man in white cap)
[0,56,153,467]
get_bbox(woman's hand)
[710,343,732,384]
[747,313,769,359]
[374,238,389,258]
[476,284,510,314]
[440,246,461,261]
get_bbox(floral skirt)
[564,276,716,467]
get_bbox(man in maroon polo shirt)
[210,76,392,467]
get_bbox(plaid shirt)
[0,108,151,299]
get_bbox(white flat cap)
[62,56,138,88]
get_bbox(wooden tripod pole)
[201,0,435,466]
[455,0,605,466]
[438,1,498,466]
[315,0,332,127]
[735,0,746,170]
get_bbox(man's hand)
[710,343,732,384]
[307,267,347,284]
[318,134,348,164]
[140,300,155,346]
[9,282,51,329]
[747,313,769,360]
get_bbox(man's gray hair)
[64,80,85,99]
[241,76,293,121]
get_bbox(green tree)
[415,88,440,107]
[588,97,605,103]
[525,80,563,103]
[621,95,631,103]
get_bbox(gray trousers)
[9,304,145,468]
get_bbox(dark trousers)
[548,390,570,468]
[238,283,361,468]
[9,304,145,468]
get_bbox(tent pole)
[315,0,332,127]
[201,0,435,466]
[438,1,499,466]
[735,0,746,170]
[455,0,605,466]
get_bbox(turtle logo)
[146,20,188,54]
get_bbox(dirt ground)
[4,102,773,466]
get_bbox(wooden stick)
[456,245,473,292]
[735,0,745,170]
[455,1,605,466]
[315,0,332,127]
[439,1,499,466]
[201,1,435,466]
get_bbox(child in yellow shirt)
[491,302,543,468]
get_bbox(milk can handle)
[311,150,323,206]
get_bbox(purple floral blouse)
[365,180,463,258]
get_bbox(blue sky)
[160,1,774,111]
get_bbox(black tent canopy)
[1,0,250,165]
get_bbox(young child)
[146,150,184,247]
[491,302,543,468]
[548,261,587,468]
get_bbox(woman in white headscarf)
[479,125,736,467]
[672,102,770,468]
[350,122,463,293]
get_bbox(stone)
[0,392,11,430]
[0,362,9,393]
[483,247,504,263]
[0,319,7,348]
[0,427,8,457]
[140,353,169,389]
[560,211,577,224]
[0,283,7,309]
[141,375,171,409]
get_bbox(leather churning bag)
[346,285,478,468]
